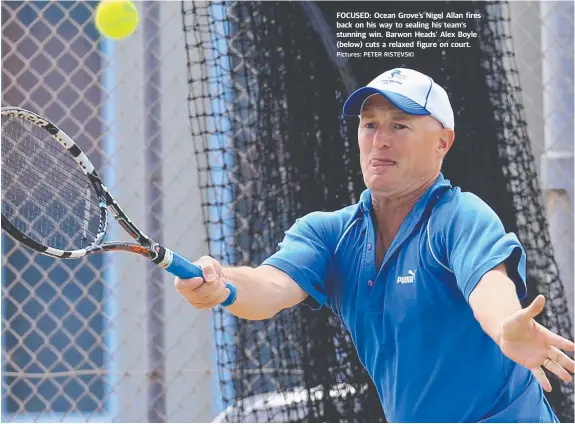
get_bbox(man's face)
[358,95,451,196]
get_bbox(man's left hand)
[498,294,575,392]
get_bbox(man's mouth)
[370,158,396,167]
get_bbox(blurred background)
[1,1,573,422]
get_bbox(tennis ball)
[95,0,139,40]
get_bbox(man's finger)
[523,295,545,319]
[175,276,204,293]
[540,323,575,352]
[214,287,231,306]
[200,264,217,282]
[200,287,226,305]
[194,288,230,309]
[549,346,575,373]
[192,278,224,300]
[543,359,573,384]
[195,256,221,282]
[531,367,552,392]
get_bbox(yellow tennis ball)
[95,0,139,40]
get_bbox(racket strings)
[1,144,98,250]
[2,137,93,219]
[3,120,98,195]
[1,117,102,251]
[1,124,90,211]
[1,154,91,251]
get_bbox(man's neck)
[371,172,439,235]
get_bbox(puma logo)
[397,269,416,284]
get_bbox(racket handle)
[165,251,237,307]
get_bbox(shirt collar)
[359,173,452,216]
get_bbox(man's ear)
[437,128,455,158]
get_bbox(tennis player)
[175,68,574,422]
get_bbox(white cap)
[342,68,455,130]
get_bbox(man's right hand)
[174,255,231,309]
[174,257,308,319]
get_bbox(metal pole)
[540,1,574,316]
[143,1,166,421]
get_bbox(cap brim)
[342,87,431,116]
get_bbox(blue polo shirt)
[262,174,558,422]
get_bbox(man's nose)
[373,128,391,150]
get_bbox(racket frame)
[1,106,237,306]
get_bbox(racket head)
[1,106,108,258]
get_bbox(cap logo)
[390,69,407,80]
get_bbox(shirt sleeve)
[439,192,527,301]
[261,212,333,310]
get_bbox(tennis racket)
[0,106,237,307]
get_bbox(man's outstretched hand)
[498,295,575,392]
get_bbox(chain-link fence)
[509,0,574,315]
[1,1,219,422]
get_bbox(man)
[175,68,575,422]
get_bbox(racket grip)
[165,251,237,307]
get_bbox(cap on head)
[342,68,455,130]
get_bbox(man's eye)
[364,123,376,129]
[393,123,408,130]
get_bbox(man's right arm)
[176,211,334,319]
[224,265,309,320]
[175,256,308,320]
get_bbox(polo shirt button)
[367,243,372,250]
[368,280,374,286]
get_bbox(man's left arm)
[469,262,574,391]
[441,193,575,392]
[468,262,521,341]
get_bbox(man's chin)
[366,174,398,192]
